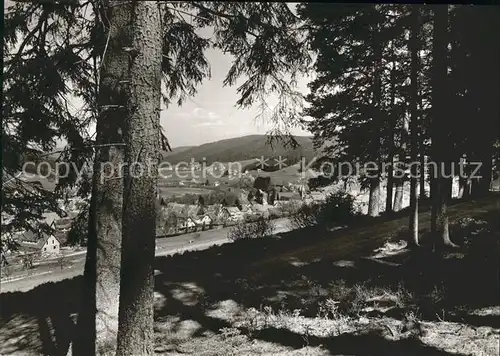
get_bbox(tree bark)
[476,156,493,196]
[385,65,396,215]
[462,174,471,199]
[458,175,465,199]
[393,179,404,212]
[458,157,469,199]
[417,65,426,200]
[73,1,132,354]
[430,172,437,232]
[431,5,456,248]
[409,5,420,247]
[394,113,408,212]
[470,6,499,198]
[368,25,383,218]
[368,178,380,217]
[116,2,162,355]
[419,146,426,199]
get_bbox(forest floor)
[0,195,499,355]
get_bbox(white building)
[17,231,61,255]
[195,214,213,227]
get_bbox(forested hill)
[161,135,315,165]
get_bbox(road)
[0,218,291,293]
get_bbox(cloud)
[192,107,220,120]
[175,107,222,126]
[193,119,224,127]
[208,112,219,120]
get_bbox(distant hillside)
[161,135,315,165]
[162,145,194,157]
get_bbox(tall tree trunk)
[394,114,407,212]
[469,152,481,197]
[393,178,404,211]
[458,157,469,199]
[385,158,394,214]
[431,5,456,248]
[470,7,500,198]
[476,155,493,196]
[368,26,383,218]
[116,2,162,355]
[419,139,426,199]
[458,175,466,199]
[409,5,420,247]
[73,2,131,354]
[368,178,380,216]
[430,168,437,232]
[462,170,471,199]
[418,79,427,200]
[385,65,396,214]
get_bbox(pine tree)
[430,5,456,247]
[2,1,96,251]
[74,1,131,353]
[299,4,409,216]
[114,2,162,354]
[449,6,500,197]
[408,5,421,247]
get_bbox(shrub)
[22,253,35,270]
[67,206,89,246]
[57,254,68,270]
[1,264,13,278]
[228,217,275,241]
[289,191,356,231]
[279,200,303,216]
[308,175,333,190]
[289,202,323,230]
[321,191,357,225]
[244,214,259,223]
[268,208,283,219]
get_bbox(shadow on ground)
[1,197,498,355]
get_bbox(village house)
[277,191,302,201]
[260,189,269,206]
[204,204,223,223]
[55,217,73,233]
[181,217,197,232]
[251,203,273,219]
[309,192,327,202]
[194,214,213,230]
[185,204,201,217]
[184,205,202,231]
[216,207,231,224]
[163,203,204,232]
[241,204,253,214]
[16,231,61,256]
[165,202,185,214]
[224,206,245,223]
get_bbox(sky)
[5,0,312,149]
[162,4,312,147]
[160,39,311,148]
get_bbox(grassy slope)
[1,196,499,355]
[254,196,500,270]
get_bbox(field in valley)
[157,186,214,198]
